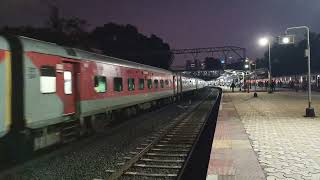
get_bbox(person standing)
[265,81,268,91]
[230,82,236,92]
[271,80,276,92]
[294,80,299,92]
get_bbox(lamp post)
[244,58,250,93]
[252,62,258,97]
[283,26,315,117]
[259,37,273,93]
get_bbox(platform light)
[279,35,294,45]
[282,37,290,44]
[244,64,249,69]
[258,37,269,46]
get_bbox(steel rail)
[106,89,216,180]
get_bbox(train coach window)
[94,76,107,93]
[114,77,123,92]
[64,71,72,95]
[154,80,159,89]
[139,79,144,90]
[147,79,152,89]
[165,80,169,87]
[40,66,56,94]
[128,78,135,91]
[160,80,164,88]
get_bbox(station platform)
[207,87,320,180]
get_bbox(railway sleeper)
[124,172,178,177]
[147,137,196,142]
[156,140,194,145]
[151,139,195,144]
[130,152,188,157]
[116,162,182,169]
[161,137,197,141]
[151,144,192,148]
[139,158,185,163]
[136,147,189,152]
[133,163,182,169]
[106,170,178,177]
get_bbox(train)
[0,35,207,160]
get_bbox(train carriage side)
[0,35,179,160]
[0,37,11,140]
[19,37,84,150]
[0,36,69,158]
[74,50,175,119]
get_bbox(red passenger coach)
[0,35,205,161]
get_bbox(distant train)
[0,35,207,160]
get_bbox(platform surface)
[207,88,320,180]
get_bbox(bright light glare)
[259,37,269,46]
[244,64,249,69]
[282,37,290,44]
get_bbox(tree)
[1,5,90,50]
[0,6,172,69]
[91,23,173,69]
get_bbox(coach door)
[63,63,76,115]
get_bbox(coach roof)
[0,35,172,74]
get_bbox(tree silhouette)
[0,6,172,69]
[91,23,173,69]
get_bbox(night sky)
[1,0,320,61]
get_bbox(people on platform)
[294,80,299,92]
[271,80,276,92]
[230,82,236,92]
[264,81,268,90]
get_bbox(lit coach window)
[160,80,164,88]
[147,79,152,89]
[154,79,159,89]
[139,79,144,90]
[94,76,107,93]
[128,78,135,91]
[165,80,169,87]
[114,77,123,92]
[40,66,56,94]
[64,71,72,95]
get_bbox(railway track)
[105,90,218,180]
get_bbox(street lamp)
[251,62,258,97]
[282,37,290,44]
[258,37,273,93]
[244,58,250,93]
[281,26,315,117]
